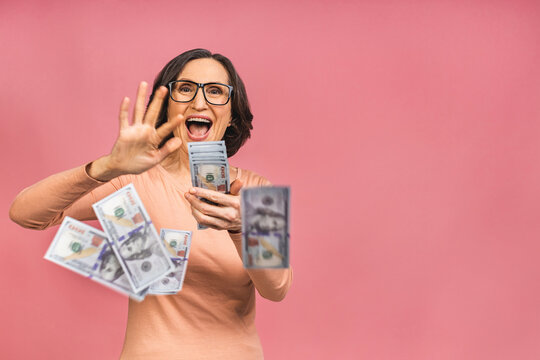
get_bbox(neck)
[160,148,190,176]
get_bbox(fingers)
[186,195,240,231]
[133,81,148,124]
[185,192,238,220]
[188,187,240,208]
[156,114,184,140]
[118,97,130,129]
[157,137,182,162]
[190,207,230,230]
[230,179,244,196]
[144,86,168,127]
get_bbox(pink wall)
[2,0,540,359]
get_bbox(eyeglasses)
[168,80,233,106]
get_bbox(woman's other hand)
[184,179,244,232]
[88,81,183,181]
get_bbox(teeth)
[187,118,211,123]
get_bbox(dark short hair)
[150,49,253,157]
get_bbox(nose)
[191,87,208,111]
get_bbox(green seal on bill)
[170,240,177,248]
[71,242,82,253]
[206,174,215,182]
[114,207,125,218]
[262,250,273,259]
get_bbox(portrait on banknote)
[98,247,125,282]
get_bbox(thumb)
[230,178,244,196]
[158,137,182,161]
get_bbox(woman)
[9,48,292,359]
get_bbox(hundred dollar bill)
[241,187,290,268]
[188,141,230,229]
[188,141,230,193]
[44,217,148,301]
[92,184,174,293]
[191,162,229,193]
[149,229,192,295]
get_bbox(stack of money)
[45,184,195,301]
[188,141,230,229]
[149,229,192,295]
[92,184,175,293]
[44,217,147,301]
[241,187,290,269]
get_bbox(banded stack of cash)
[92,184,175,293]
[149,229,192,295]
[188,140,231,229]
[44,217,148,301]
[241,187,290,269]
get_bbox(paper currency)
[188,141,230,192]
[188,141,231,229]
[241,187,290,268]
[92,184,174,293]
[44,217,148,301]
[149,229,192,295]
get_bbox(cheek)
[216,109,232,129]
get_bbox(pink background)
[2,0,540,359]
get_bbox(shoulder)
[235,167,272,187]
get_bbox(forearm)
[229,231,293,302]
[9,161,112,230]
[9,82,182,231]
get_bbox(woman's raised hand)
[88,82,183,181]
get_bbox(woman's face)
[167,58,233,153]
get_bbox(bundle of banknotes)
[44,184,192,301]
[188,140,290,268]
[188,141,230,229]
[241,187,290,268]
[44,217,148,301]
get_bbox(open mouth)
[186,117,213,140]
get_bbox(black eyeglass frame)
[167,80,234,106]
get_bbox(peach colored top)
[10,164,293,359]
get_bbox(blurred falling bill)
[188,141,231,229]
[149,229,192,295]
[44,216,148,301]
[241,187,290,269]
[92,184,175,293]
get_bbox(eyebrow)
[177,78,230,85]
